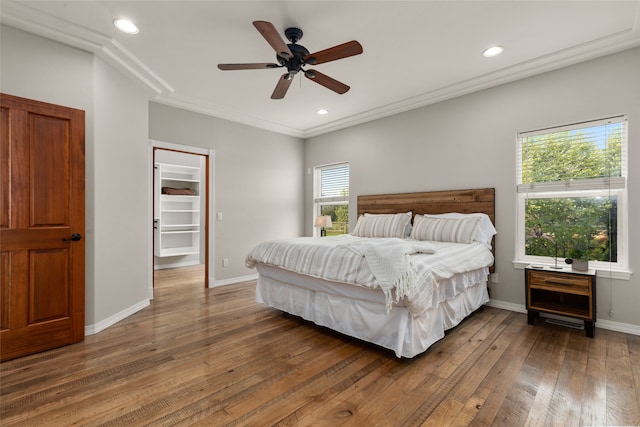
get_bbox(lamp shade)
[314,215,332,228]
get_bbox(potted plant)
[564,233,590,271]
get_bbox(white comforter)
[246,235,493,317]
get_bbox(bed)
[246,188,496,358]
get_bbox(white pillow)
[352,212,412,238]
[410,215,481,244]
[422,212,496,248]
[364,212,413,236]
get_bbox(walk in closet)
[154,150,206,270]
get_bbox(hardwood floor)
[2,265,639,426]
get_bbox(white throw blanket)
[341,239,437,311]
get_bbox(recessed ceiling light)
[317,109,328,115]
[113,18,139,34]
[482,45,504,58]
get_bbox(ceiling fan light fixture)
[482,45,504,57]
[113,18,140,34]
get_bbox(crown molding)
[3,0,639,139]
[152,27,640,139]
[0,0,173,97]
[303,28,640,138]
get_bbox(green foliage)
[321,203,349,235]
[525,197,615,261]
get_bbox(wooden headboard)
[357,188,495,271]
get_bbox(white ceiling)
[2,1,639,138]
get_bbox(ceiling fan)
[218,21,363,99]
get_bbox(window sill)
[512,260,632,280]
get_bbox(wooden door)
[0,93,85,361]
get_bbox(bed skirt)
[255,264,489,358]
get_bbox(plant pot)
[571,259,589,271]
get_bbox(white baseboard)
[594,319,640,335]
[212,273,258,288]
[84,274,252,336]
[488,298,640,336]
[83,289,639,338]
[84,299,150,336]
[486,299,527,314]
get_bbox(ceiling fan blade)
[271,73,293,99]
[304,40,363,65]
[304,70,350,94]
[253,21,293,59]
[218,63,280,70]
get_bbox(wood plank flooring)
[2,265,639,426]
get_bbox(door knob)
[63,233,82,242]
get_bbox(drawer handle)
[544,279,575,286]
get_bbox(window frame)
[313,162,349,237]
[513,115,630,279]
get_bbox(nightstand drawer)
[527,270,591,296]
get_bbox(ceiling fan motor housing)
[277,42,311,75]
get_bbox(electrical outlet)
[223,258,229,267]
[491,273,499,283]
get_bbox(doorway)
[150,141,214,293]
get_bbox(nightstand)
[525,265,596,337]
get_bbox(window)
[314,162,349,236]
[515,115,629,277]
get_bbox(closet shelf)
[157,246,199,257]
[160,230,200,235]
[160,195,199,200]
[162,177,199,183]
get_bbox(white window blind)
[517,115,627,193]
[314,163,349,203]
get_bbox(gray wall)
[0,25,150,327]
[149,103,305,281]
[304,47,640,328]
[92,55,150,323]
